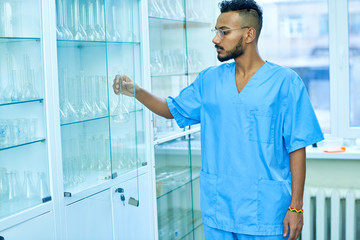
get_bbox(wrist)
[289,201,303,209]
[288,206,303,213]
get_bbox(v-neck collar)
[231,61,268,95]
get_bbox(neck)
[234,46,265,76]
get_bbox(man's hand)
[283,210,303,239]
[113,74,139,97]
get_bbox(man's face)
[212,11,247,62]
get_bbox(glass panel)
[61,118,111,194]
[57,41,108,125]
[105,0,140,42]
[152,75,187,139]
[190,132,202,231]
[56,0,107,41]
[106,0,143,177]
[0,0,41,38]
[155,136,192,239]
[0,0,49,219]
[149,18,187,142]
[157,182,193,240]
[349,0,360,127]
[57,0,111,195]
[194,224,205,240]
[149,19,187,77]
[186,22,216,74]
[0,39,44,105]
[155,137,190,198]
[186,0,212,23]
[258,0,330,133]
[148,0,185,20]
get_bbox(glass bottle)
[59,69,77,123]
[112,75,130,123]
[86,2,100,41]
[109,5,122,41]
[8,171,22,201]
[22,55,39,100]
[23,171,38,200]
[70,0,87,40]
[94,0,105,41]
[61,0,74,40]
[78,74,95,119]
[0,168,9,202]
[37,172,50,200]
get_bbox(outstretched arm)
[113,75,173,119]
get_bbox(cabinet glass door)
[186,0,217,76]
[106,0,145,177]
[57,0,144,196]
[57,0,110,195]
[0,0,51,218]
[155,136,193,239]
[148,0,187,140]
[189,132,203,239]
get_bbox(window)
[349,0,360,128]
[258,0,330,133]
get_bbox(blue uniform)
[166,61,324,236]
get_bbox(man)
[113,0,324,239]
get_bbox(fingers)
[286,225,303,240]
[113,74,121,95]
[283,220,289,238]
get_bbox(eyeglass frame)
[211,26,250,40]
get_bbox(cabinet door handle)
[128,197,139,207]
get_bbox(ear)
[244,27,257,43]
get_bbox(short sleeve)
[166,73,202,128]
[283,75,324,153]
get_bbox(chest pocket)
[248,110,276,144]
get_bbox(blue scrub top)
[166,61,324,235]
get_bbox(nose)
[212,34,221,45]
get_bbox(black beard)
[217,36,244,62]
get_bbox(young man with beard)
[113,0,323,239]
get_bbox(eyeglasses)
[211,27,250,40]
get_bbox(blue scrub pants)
[204,224,289,240]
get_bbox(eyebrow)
[214,26,231,30]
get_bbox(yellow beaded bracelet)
[288,206,304,213]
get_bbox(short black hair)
[219,0,263,39]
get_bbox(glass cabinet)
[56,0,145,196]
[150,0,217,238]
[0,0,51,218]
[148,0,217,140]
[155,132,203,240]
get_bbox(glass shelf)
[151,72,188,78]
[0,138,46,151]
[60,108,143,126]
[149,16,186,23]
[0,196,45,219]
[60,115,109,127]
[156,174,200,199]
[186,21,212,26]
[57,39,141,45]
[0,99,43,107]
[57,39,106,48]
[0,37,41,42]
[105,41,141,45]
[63,169,112,196]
